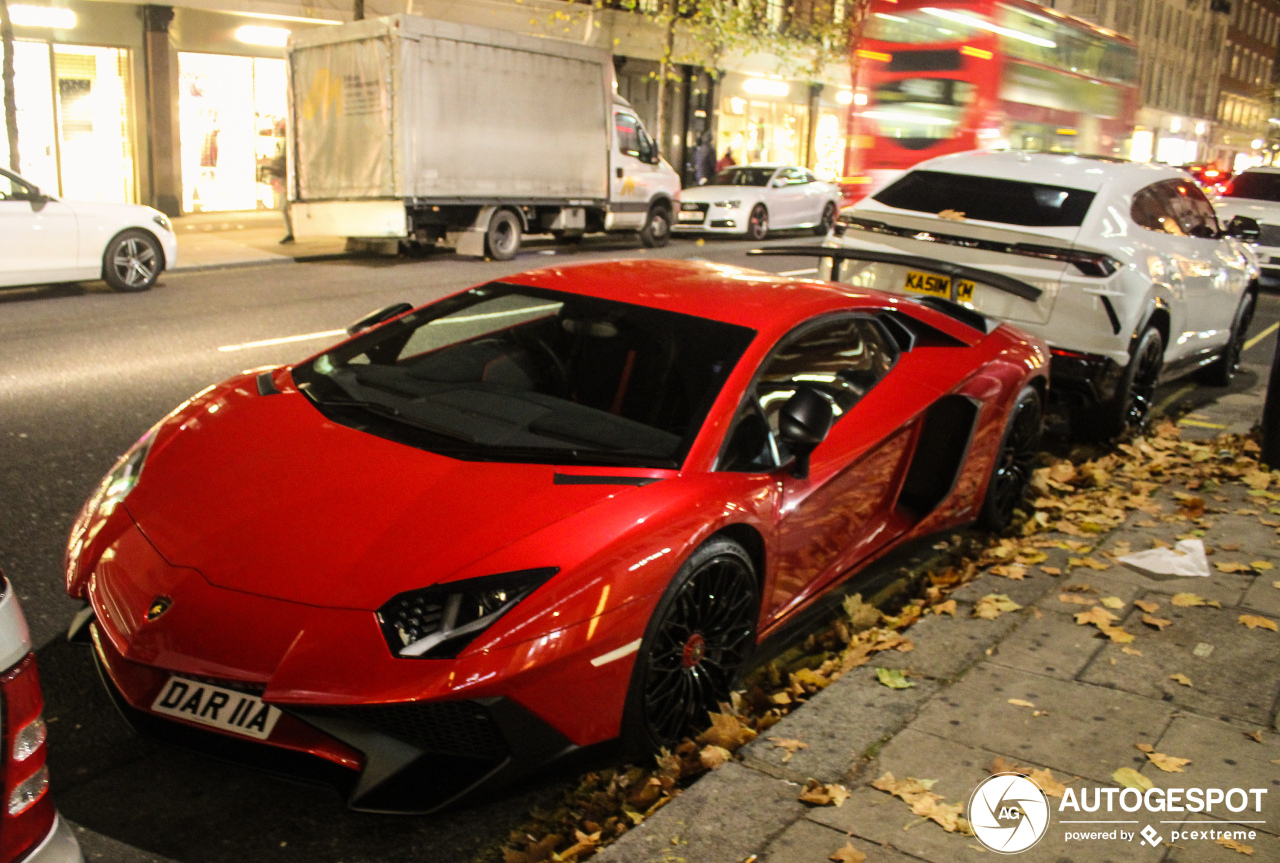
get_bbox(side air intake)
[897,395,980,518]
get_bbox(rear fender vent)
[897,395,980,518]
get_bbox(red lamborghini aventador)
[65,255,1046,813]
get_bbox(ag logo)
[968,772,1051,854]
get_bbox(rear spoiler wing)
[748,245,1044,302]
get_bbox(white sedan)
[1213,166,1280,282]
[1,167,177,292]
[811,151,1258,440]
[674,165,841,240]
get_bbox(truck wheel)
[639,205,671,248]
[485,209,521,261]
[1072,326,1163,441]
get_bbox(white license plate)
[151,675,282,740]
[678,211,705,221]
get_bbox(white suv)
[1213,166,1280,283]
[816,151,1258,439]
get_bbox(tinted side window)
[874,170,1095,227]
[1131,185,1183,236]
[779,168,809,186]
[1132,180,1217,238]
[757,317,897,435]
[1178,183,1221,237]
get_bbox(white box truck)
[285,15,682,260]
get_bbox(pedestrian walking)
[694,133,716,185]
[716,147,736,173]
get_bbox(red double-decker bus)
[842,0,1139,201]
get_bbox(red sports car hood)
[124,377,653,610]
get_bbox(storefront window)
[179,52,287,212]
[0,41,134,201]
[717,95,808,166]
[812,110,845,179]
[54,45,136,202]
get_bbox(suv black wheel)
[1199,290,1256,387]
[1074,326,1163,441]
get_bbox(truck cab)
[607,100,681,246]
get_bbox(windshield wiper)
[301,389,477,444]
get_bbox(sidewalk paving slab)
[594,762,806,863]
[868,605,1022,681]
[910,664,1177,784]
[759,819,921,863]
[738,673,942,784]
[986,604,1108,680]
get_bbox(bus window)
[869,79,976,149]
[866,8,982,43]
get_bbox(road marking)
[1244,321,1279,351]
[589,638,642,667]
[218,329,345,352]
[1153,384,1195,417]
[1178,418,1227,429]
[778,267,819,276]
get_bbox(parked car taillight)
[0,653,54,863]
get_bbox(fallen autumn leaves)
[491,422,1278,863]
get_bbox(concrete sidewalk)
[596,430,1280,861]
[169,210,349,272]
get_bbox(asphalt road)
[1,234,1277,862]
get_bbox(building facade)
[1212,0,1280,170]
[0,0,852,215]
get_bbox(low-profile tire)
[485,209,522,261]
[813,201,838,236]
[103,229,163,292]
[1073,326,1164,441]
[639,204,672,248]
[622,537,758,756]
[978,385,1042,531]
[746,204,768,241]
[1198,290,1256,387]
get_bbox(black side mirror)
[1225,215,1261,242]
[778,386,834,480]
[346,302,413,336]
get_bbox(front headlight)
[714,199,742,209]
[66,431,154,591]
[377,567,557,659]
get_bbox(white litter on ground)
[1117,538,1211,578]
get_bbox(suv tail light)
[0,654,54,863]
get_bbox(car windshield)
[711,167,775,187]
[1224,172,1280,202]
[873,169,1096,227]
[291,284,756,468]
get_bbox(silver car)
[1213,167,1280,283]
[674,165,841,240]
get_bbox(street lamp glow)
[8,5,76,28]
[235,25,291,47]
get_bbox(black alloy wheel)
[746,204,769,242]
[1122,327,1165,431]
[814,201,838,236]
[978,386,1042,531]
[1199,290,1256,387]
[624,538,758,753]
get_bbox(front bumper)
[89,623,575,813]
[672,205,747,233]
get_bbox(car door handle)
[616,168,624,179]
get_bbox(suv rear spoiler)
[749,245,1044,301]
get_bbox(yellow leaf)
[1217,836,1254,855]
[1148,751,1191,772]
[828,843,866,863]
[1252,560,1274,570]
[1059,593,1099,606]
[1134,743,1155,753]
[1171,593,1207,607]
[698,711,757,752]
[974,594,1021,619]
[1240,614,1279,631]
[1216,561,1254,573]
[768,737,808,762]
[842,593,881,631]
[933,599,957,616]
[699,744,732,770]
[1245,729,1264,743]
[1142,614,1173,630]
[1170,673,1193,686]
[1101,596,1126,609]
[1101,625,1136,643]
[876,667,916,689]
[1007,698,1036,708]
[1112,767,1152,791]
[799,779,850,807]
[1074,606,1119,627]
[1134,600,1161,613]
[1121,646,1143,656]
[1027,767,1068,798]
[1040,565,1062,576]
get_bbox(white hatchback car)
[810,151,1258,439]
[1213,166,1280,282]
[674,165,841,240]
[1,167,177,292]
